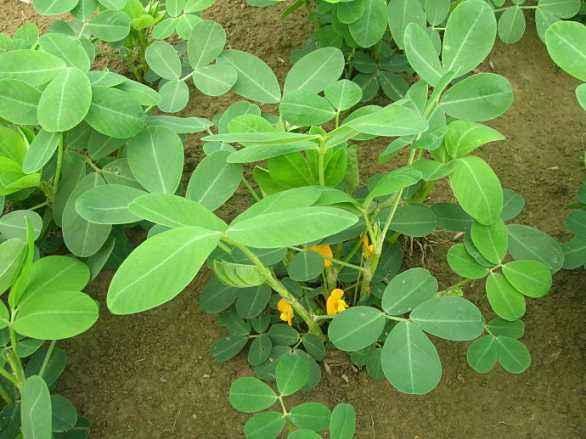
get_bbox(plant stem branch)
[39,341,56,379]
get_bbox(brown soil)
[2,1,585,438]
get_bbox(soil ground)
[1,1,585,438]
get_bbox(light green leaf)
[502,260,552,298]
[495,336,531,373]
[290,402,330,432]
[158,79,189,113]
[444,120,505,158]
[14,290,98,340]
[440,73,513,122]
[349,0,388,48]
[544,20,586,81]
[328,306,386,352]
[0,49,65,87]
[39,33,90,71]
[404,23,444,86]
[382,267,438,315]
[538,0,581,19]
[498,6,526,44]
[107,227,221,314]
[280,91,336,126]
[0,79,41,125]
[466,335,497,373]
[38,67,92,133]
[324,79,363,111]
[576,83,586,110]
[447,243,490,279]
[284,47,345,95]
[388,0,426,49]
[425,0,451,26]
[218,50,281,103]
[33,0,78,15]
[507,224,564,272]
[486,272,526,321]
[367,166,422,200]
[449,156,503,225]
[193,63,238,96]
[471,218,508,264]
[21,376,52,439]
[229,376,277,413]
[186,150,242,211]
[381,321,442,394]
[329,403,356,439]
[411,297,484,341]
[287,251,324,281]
[146,41,181,80]
[244,412,285,438]
[86,11,131,43]
[389,204,437,237]
[187,20,226,68]
[345,103,428,137]
[226,207,358,249]
[0,239,25,294]
[75,184,145,224]
[0,210,43,240]
[23,130,61,173]
[442,0,497,77]
[26,255,90,297]
[276,352,310,396]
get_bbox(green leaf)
[21,375,52,439]
[486,272,526,321]
[324,79,363,111]
[205,131,316,145]
[411,297,484,341]
[345,103,428,137]
[23,130,61,173]
[382,268,438,315]
[487,317,525,339]
[244,412,285,439]
[235,285,271,318]
[440,73,513,122]
[449,156,503,225]
[329,403,356,439]
[129,193,227,231]
[576,83,586,110]
[215,262,259,288]
[228,142,318,164]
[502,260,552,298]
[118,79,161,106]
[27,255,90,297]
[280,91,336,126]
[444,120,505,158]
[367,167,422,200]
[218,50,281,103]
[466,335,497,373]
[0,49,65,87]
[538,0,582,19]
[148,115,213,134]
[229,376,277,413]
[287,251,323,281]
[33,0,78,15]
[187,20,225,68]
[389,204,437,237]
[290,402,330,432]
[269,323,299,345]
[186,150,242,210]
[302,334,326,361]
[562,236,586,269]
[349,0,388,48]
[14,290,98,340]
[62,173,112,257]
[0,79,41,125]
[85,87,146,139]
[495,336,531,373]
[146,41,181,80]
[248,333,272,366]
[211,334,248,362]
[288,430,321,439]
[425,0,451,26]
[381,321,442,394]
[51,395,78,433]
[471,219,508,264]
[328,306,385,352]
[284,47,345,95]
[86,11,131,43]
[276,352,310,396]
[507,224,564,272]
[192,63,238,97]
[0,210,43,241]
[442,0,497,77]
[447,243,490,279]
[544,20,586,81]
[158,79,189,113]
[198,277,239,314]
[388,0,426,49]
[498,6,526,44]
[39,33,90,71]
[0,239,25,294]
[127,126,183,194]
[107,227,221,314]
[75,184,145,224]
[404,23,443,86]
[226,207,358,249]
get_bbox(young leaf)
[538,0,582,19]
[226,207,358,249]
[486,273,526,321]
[345,103,428,137]
[284,47,345,95]
[381,321,442,394]
[129,193,227,231]
[444,120,505,159]
[404,23,444,86]
[411,297,484,341]
[328,306,386,352]
[382,267,438,315]
[440,73,514,122]
[329,403,356,439]
[229,376,278,413]
[33,0,79,14]
[449,156,503,225]
[348,0,388,48]
[75,184,145,224]
[466,335,498,373]
[218,50,281,103]
[495,336,531,374]
[471,219,508,264]
[290,402,331,432]
[487,318,525,339]
[447,243,490,279]
[502,260,552,298]
[107,227,221,314]
[186,150,242,211]
[213,260,264,288]
[26,255,90,297]
[21,375,52,439]
[442,0,497,77]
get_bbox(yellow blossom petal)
[361,235,375,258]
[277,298,294,326]
[327,288,348,316]
[309,244,333,268]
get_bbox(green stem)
[0,365,19,388]
[289,247,367,272]
[0,383,12,405]
[242,176,261,202]
[52,137,64,199]
[38,341,56,379]
[224,238,324,338]
[384,314,410,322]
[7,330,24,386]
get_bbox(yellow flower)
[277,298,294,326]
[309,244,333,268]
[361,235,375,258]
[327,288,348,316]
